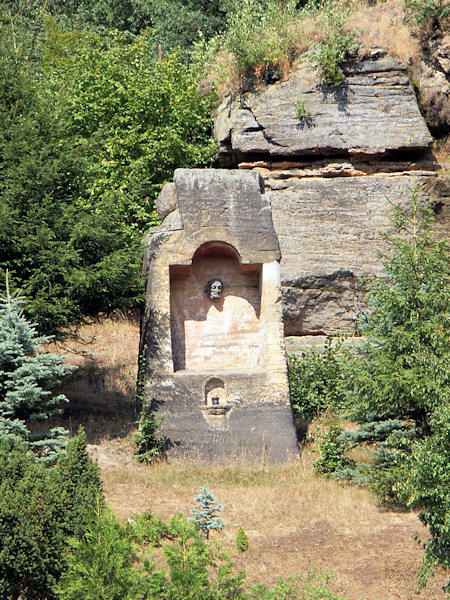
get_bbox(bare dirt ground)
[52,317,448,600]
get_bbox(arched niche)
[169,241,262,371]
[203,377,225,406]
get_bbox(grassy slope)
[50,316,448,600]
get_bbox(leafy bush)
[404,0,450,22]
[294,97,312,119]
[134,411,164,464]
[43,28,217,244]
[0,429,102,600]
[222,0,301,85]
[406,404,450,593]
[314,420,354,477]
[310,0,357,87]
[250,566,348,600]
[288,336,346,422]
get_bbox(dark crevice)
[216,146,435,169]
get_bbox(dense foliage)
[0,5,217,334]
[58,498,347,600]
[0,429,102,600]
[1,0,449,595]
[288,189,449,591]
[407,404,450,592]
[288,336,346,421]
[346,189,449,431]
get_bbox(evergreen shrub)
[58,504,349,600]
[236,527,249,552]
[189,486,225,540]
[0,429,102,600]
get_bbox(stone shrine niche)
[169,241,262,372]
[140,168,298,463]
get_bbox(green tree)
[189,486,225,540]
[333,187,449,591]
[0,18,143,334]
[57,506,139,600]
[42,27,217,243]
[0,440,64,600]
[0,285,71,460]
[0,430,102,600]
[51,427,103,538]
[58,510,245,600]
[2,0,226,51]
[347,186,449,431]
[407,403,450,593]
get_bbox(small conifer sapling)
[235,527,249,553]
[189,486,225,540]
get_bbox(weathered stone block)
[265,173,448,335]
[215,56,432,162]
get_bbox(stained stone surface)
[173,168,279,263]
[267,173,449,335]
[215,56,433,163]
[140,169,298,462]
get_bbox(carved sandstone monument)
[140,169,299,462]
[140,54,448,460]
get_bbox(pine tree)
[0,430,103,599]
[189,486,225,540]
[347,185,449,431]
[0,282,73,461]
[235,527,249,553]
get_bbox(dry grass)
[46,316,448,599]
[46,313,140,441]
[349,0,421,62]
[210,0,426,98]
[95,439,448,600]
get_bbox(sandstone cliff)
[213,55,449,336]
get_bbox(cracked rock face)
[267,175,442,335]
[214,56,433,162]
[212,55,450,337]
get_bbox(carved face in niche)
[204,278,223,300]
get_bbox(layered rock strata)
[214,55,449,335]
